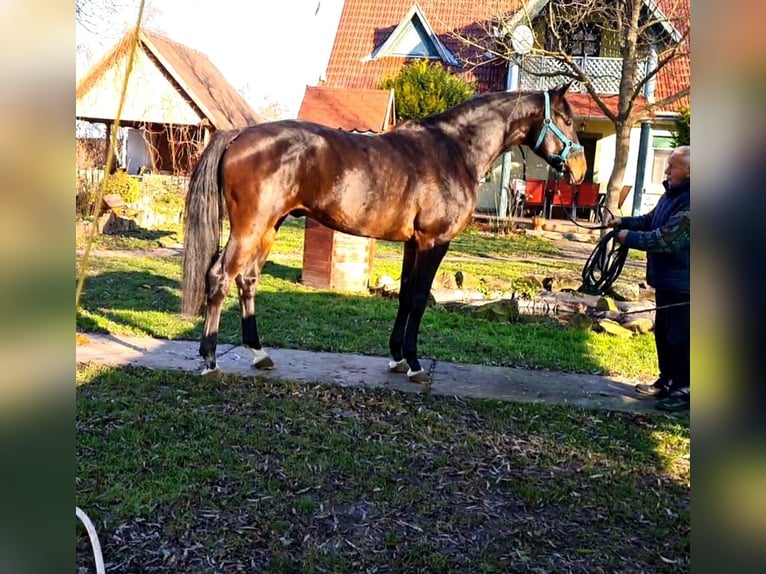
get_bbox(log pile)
[370,272,656,337]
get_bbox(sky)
[75,0,346,118]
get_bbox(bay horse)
[181,83,587,382]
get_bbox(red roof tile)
[567,93,650,120]
[654,0,690,110]
[297,86,395,132]
[323,0,690,113]
[325,1,522,93]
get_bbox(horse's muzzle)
[564,151,587,185]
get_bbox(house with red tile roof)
[304,0,690,216]
[76,28,261,175]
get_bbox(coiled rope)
[543,189,629,296]
[580,229,630,295]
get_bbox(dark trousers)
[654,289,690,392]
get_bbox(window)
[388,19,441,58]
[545,22,602,57]
[364,3,459,66]
[651,136,674,184]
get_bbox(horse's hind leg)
[236,227,277,370]
[388,239,417,373]
[199,255,228,375]
[199,234,257,375]
[402,242,450,384]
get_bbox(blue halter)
[534,91,583,164]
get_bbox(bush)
[104,170,140,204]
[379,59,475,121]
[673,107,690,147]
[139,174,186,217]
[76,183,99,217]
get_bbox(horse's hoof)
[201,366,222,378]
[407,368,431,384]
[388,358,408,373]
[253,356,275,370]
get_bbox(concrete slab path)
[76,332,656,414]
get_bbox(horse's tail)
[181,129,242,316]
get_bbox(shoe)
[635,379,670,398]
[656,389,690,412]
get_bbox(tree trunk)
[602,120,633,223]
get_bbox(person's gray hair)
[673,145,690,167]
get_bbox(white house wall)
[76,48,202,126]
[595,125,675,215]
[124,128,151,175]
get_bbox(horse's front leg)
[388,239,417,373]
[401,242,450,384]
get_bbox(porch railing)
[518,55,648,95]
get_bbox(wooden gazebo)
[76,28,261,174]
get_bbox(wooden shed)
[296,86,396,292]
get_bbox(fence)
[519,55,649,95]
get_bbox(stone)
[435,271,458,290]
[471,299,520,322]
[568,312,594,330]
[622,317,654,334]
[594,318,633,337]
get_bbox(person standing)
[606,145,690,411]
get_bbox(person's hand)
[605,214,622,228]
[615,229,628,244]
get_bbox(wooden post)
[104,122,112,168]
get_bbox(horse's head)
[529,83,587,184]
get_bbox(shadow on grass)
[76,365,690,573]
[108,228,176,241]
[77,226,180,251]
[76,261,616,375]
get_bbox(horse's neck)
[436,94,533,180]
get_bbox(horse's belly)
[309,206,412,242]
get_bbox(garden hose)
[77,506,105,574]
[580,229,630,295]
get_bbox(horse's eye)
[565,118,573,127]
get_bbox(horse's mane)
[392,90,549,133]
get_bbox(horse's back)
[219,119,477,242]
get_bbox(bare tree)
[76,0,162,38]
[76,0,131,33]
[450,0,689,218]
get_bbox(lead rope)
[76,506,106,574]
[75,1,146,312]
[544,188,691,311]
[580,228,629,295]
[541,186,627,294]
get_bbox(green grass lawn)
[76,219,687,572]
[76,218,655,379]
[76,364,689,573]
